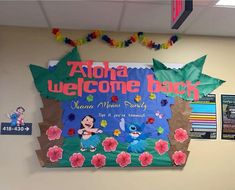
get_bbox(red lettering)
[48,80,63,93]
[127,80,140,93]
[110,81,127,94]
[67,61,93,77]
[93,66,104,78]
[147,75,162,92]
[173,82,186,94]
[63,83,77,96]
[99,81,110,93]
[84,81,98,93]
[186,81,200,101]
[77,78,84,97]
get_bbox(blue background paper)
[60,68,174,142]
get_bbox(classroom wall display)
[29,48,224,168]
[189,94,217,139]
[0,106,32,135]
[221,95,235,140]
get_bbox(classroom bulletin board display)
[30,48,224,168]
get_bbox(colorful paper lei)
[52,28,179,50]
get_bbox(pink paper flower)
[47,146,63,162]
[46,125,62,141]
[69,153,85,168]
[91,154,106,168]
[102,137,118,152]
[174,128,188,143]
[155,139,169,155]
[172,151,187,166]
[138,152,153,167]
[116,151,131,167]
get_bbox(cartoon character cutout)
[119,118,149,153]
[78,115,103,152]
[8,107,25,127]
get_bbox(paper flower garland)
[52,28,179,51]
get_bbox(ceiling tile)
[184,7,235,37]
[120,2,173,33]
[0,1,48,27]
[42,1,124,31]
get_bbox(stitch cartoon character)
[78,115,103,152]
[8,112,18,127]
[8,107,25,127]
[119,118,149,153]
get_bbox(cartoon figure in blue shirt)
[119,118,149,153]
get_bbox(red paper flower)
[52,28,59,35]
[91,154,106,168]
[69,153,85,168]
[47,146,63,162]
[155,139,169,155]
[146,117,155,124]
[67,128,75,136]
[172,151,187,166]
[138,152,153,167]
[111,95,118,103]
[174,128,188,143]
[116,151,131,167]
[102,137,118,152]
[46,125,62,141]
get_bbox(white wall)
[0,26,235,190]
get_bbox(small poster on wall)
[221,95,235,140]
[0,106,32,135]
[190,94,217,139]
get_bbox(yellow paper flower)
[135,95,142,102]
[149,93,156,100]
[100,120,107,128]
[113,129,121,136]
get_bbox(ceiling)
[0,0,235,37]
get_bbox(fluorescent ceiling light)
[215,0,235,8]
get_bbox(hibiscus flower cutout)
[149,93,156,100]
[134,95,142,102]
[139,152,153,167]
[111,95,119,103]
[146,117,155,124]
[46,125,62,141]
[91,154,106,168]
[47,146,63,162]
[113,129,121,136]
[69,153,85,168]
[174,128,188,143]
[155,139,169,155]
[100,120,108,128]
[102,137,118,152]
[67,128,75,136]
[116,151,131,167]
[172,151,187,166]
[86,94,94,102]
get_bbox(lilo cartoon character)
[119,118,149,153]
[8,107,25,127]
[78,115,103,152]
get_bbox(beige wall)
[0,26,235,190]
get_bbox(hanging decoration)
[51,28,179,50]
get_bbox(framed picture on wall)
[190,94,217,139]
[221,95,235,140]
